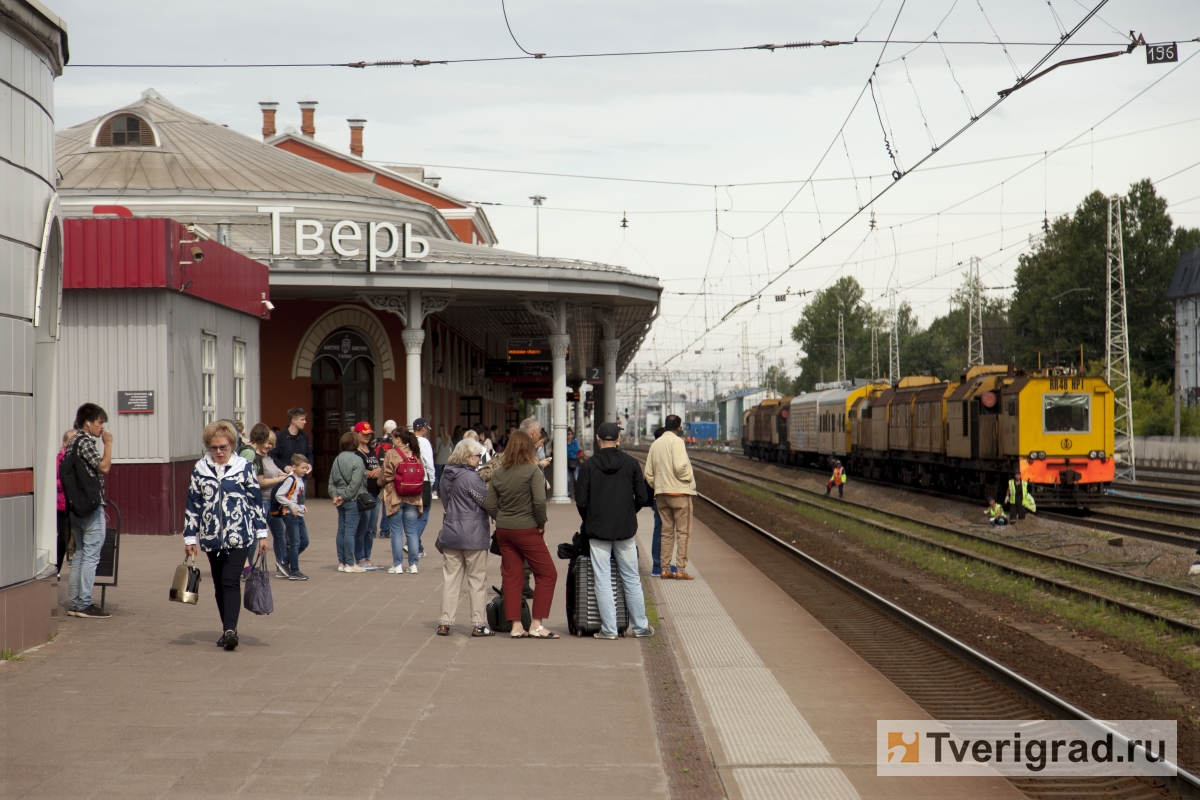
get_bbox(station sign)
[586,366,603,384]
[117,390,155,414]
[506,338,569,363]
[486,359,551,379]
[258,207,430,271]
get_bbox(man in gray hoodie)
[574,422,655,640]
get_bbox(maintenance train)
[741,365,1115,508]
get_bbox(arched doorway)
[311,329,374,495]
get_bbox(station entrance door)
[310,329,374,496]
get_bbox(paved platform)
[0,495,1027,799]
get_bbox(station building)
[52,91,661,534]
[0,0,67,653]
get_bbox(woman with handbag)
[352,422,383,570]
[329,430,368,573]
[483,430,559,639]
[435,438,493,637]
[381,430,426,574]
[183,420,270,651]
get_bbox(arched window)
[96,115,152,147]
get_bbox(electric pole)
[968,256,984,367]
[1106,196,1136,482]
[529,194,546,256]
[837,311,846,385]
[870,327,879,381]
[888,291,900,384]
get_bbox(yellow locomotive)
[742,366,1115,508]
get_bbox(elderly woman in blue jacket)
[435,438,493,637]
[184,420,269,651]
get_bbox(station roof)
[54,90,662,382]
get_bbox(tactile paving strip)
[731,767,862,800]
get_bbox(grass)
[730,481,1200,672]
[0,648,22,661]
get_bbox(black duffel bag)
[485,585,531,633]
[60,434,102,516]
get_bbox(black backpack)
[60,434,103,516]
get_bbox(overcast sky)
[52,1,1200,398]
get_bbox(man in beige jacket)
[642,415,697,580]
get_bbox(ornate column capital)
[548,333,570,359]
[600,338,621,362]
[401,329,426,356]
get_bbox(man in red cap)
[353,421,384,569]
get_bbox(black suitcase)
[485,585,531,633]
[566,554,630,637]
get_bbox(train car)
[742,366,1115,508]
[741,396,793,462]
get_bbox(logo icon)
[1060,438,1073,450]
[887,732,920,763]
[341,337,352,354]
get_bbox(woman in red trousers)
[483,430,559,639]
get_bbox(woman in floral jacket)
[184,420,269,651]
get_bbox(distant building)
[718,388,779,441]
[642,391,687,435]
[1167,248,1200,406]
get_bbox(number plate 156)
[1147,43,1177,64]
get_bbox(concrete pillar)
[601,338,620,424]
[402,328,425,428]
[574,382,585,450]
[549,332,571,504]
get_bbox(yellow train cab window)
[1044,393,1090,433]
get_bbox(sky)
[51,1,1200,405]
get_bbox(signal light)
[1088,450,1106,460]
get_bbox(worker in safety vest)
[984,496,1008,526]
[1004,470,1036,522]
[825,460,846,498]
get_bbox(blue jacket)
[183,454,269,552]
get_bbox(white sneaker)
[346,565,367,573]
[403,543,408,553]
[387,565,404,574]
[406,564,418,574]
[337,564,345,572]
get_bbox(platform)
[0,498,1025,798]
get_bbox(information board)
[117,390,155,414]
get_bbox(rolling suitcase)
[566,553,630,637]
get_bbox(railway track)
[681,455,1200,634]
[691,485,1199,800]
[1040,509,1200,550]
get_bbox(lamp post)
[530,194,546,256]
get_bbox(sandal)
[510,629,530,639]
[527,626,560,640]
[472,625,496,637]
[436,624,451,636]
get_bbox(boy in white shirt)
[276,455,312,579]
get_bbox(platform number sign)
[1146,43,1177,64]
[586,366,603,384]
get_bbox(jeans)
[414,484,432,547]
[590,538,650,636]
[355,502,378,562]
[283,514,309,574]
[68,505,106,611]
[390,504,423,567]
[434,464,446,494]
[207,547,250,632]
[336,502,360,566]
[379,500,391,536]
[264,499,287,566]
[651,500,663,573]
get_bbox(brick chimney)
[258,99,278,139]
[347,118,366,157]
[298,97,318,138]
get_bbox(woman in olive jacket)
[329,430,367,572]
[483,430,558,639]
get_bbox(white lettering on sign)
[331,220,362,257]
[296,220,325,256]
[259,208,429,266]
[404,223,429,260]
[369,221,399,272]
[257,206,295,255]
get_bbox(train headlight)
[1028,451,1046,460]
[1087,450,1106,460]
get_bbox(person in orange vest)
[825,460,846,498]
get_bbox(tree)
[790,277,885,392]
[904,272,1013,380]
[1009,180,1200,382]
